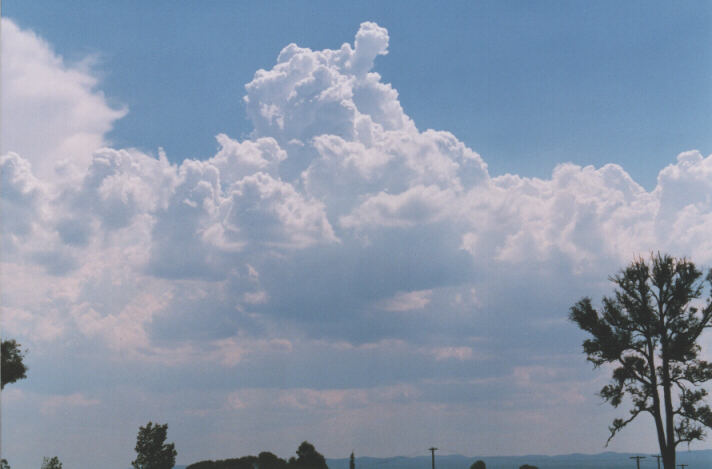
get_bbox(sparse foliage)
[132,422,177,469]
[570,254,712,469]
[1,459,10,469]
[1,339,28,389]
[41,456,62,469]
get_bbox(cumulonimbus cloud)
[2,21,712,464]
[3,18,712,359]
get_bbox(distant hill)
[175,450,712,469]
[326,450,712,469]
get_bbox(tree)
[1,339,27,389]
[570,254,712,469]
[186,456,257,469]
[1,459,10,469]
[258,452,288,469]
[132,422,177,469]
[349,452,355,469]
[519,465,538,469]
[41,457,62,469]
[470,461,486,469]
[292,441,328,469]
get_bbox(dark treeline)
[187,441,328,469]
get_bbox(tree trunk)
[646,339,667,457]
[661,341,675,469]
[662,446,675,469]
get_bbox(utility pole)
[428,447,438,469]
[651,455,662,469]
[677,464,688,469]
[630,455,646,469]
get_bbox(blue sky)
[2,2,712,468]
[6,1,711,188]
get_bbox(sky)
[1,1,712,468]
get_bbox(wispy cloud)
[40,393,100,416]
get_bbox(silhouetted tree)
[519,465,537,469]
[258,452,288,469]
[186,456,257,469]
[292,441,328,469]
[349,452,355,469]
[41,457,62,469]
[132,422,177,469]
[470,460,485,469]
[186,443,327,469]
[185,463,213,469]
[0,458,9,469]
[570,254,712,469]
[1,339,27,389]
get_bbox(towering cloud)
[2,18,711,467]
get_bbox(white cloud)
[72,289,173,352]
[212,134,287,180]
[5,17,712,363]
[222,171,338,249]
[244,21,415,157]
[379,290,432,312]
[4,18,712,466]
[0,153,46,254]
[341,185,456,230]
[1,18,126,180]
[5,17,712,366]
[347,21,389,76]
